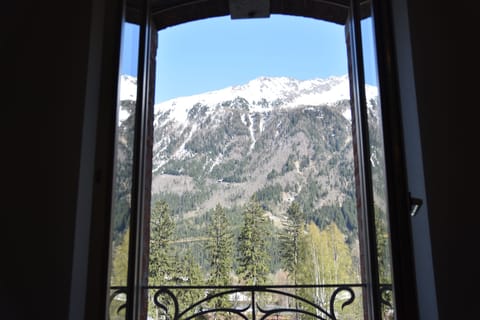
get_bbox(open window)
[107,1,419,320]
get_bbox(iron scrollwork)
[379,284,393,308]
[109,283,398,319]
[109,287,128,316]
[149,284,362,320]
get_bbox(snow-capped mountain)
[116,74,383,236]
[151,75,378,172]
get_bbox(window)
[107,1,419,320]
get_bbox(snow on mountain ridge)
[118,74,137,122]
[119,74,137,101]
[117,74,379,128]
[153,74,378,126]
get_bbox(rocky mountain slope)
[125,75,382,237]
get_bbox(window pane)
[361,15,395,320]
[108,21,140,320]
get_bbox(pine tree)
[280,202,306,285]
[173,250,204,315]
[280,202,306,314]
[149,200,175,284]
[237,197,271,285]
[206,204,234,285]
[206,204,234,310]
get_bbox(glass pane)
[108,21,140,320]
[149,15,367,320]
[361,14,395,320]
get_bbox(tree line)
[111,197,362,319]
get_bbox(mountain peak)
[153,74,374,125]
[117,74,378,127]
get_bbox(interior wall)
[400,1,476,319]
[2,0,93,319]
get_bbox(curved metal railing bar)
[109,287,128,317]
[379,284,393,308]
[184,305,251,320]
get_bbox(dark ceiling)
[126,0,370,30]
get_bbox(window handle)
[409,193,423,217]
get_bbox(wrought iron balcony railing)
[110,284,393,320]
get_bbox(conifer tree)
[206,204,234,310]
[237,197,271,285]
[206,204,233,285]
[173,250,204,314]
[280,202,306,285]
[149,200,175,284]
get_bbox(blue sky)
[120,15,376,103]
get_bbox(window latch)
[409,193,423,217]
